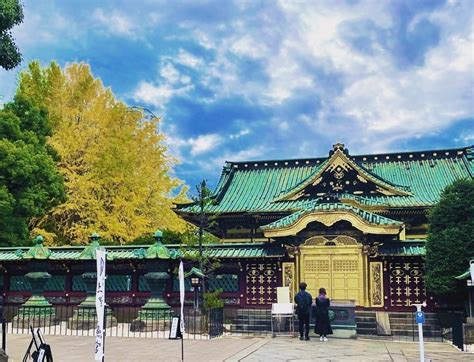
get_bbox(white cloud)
[133,81,193,108]
[189,134,223,156]
[160,63,181,84]
[198,146,266,172]
[92,9,138,39]
[229,128,251,139]
[176,49,203,69]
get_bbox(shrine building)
[176,143,474,310]
[0,143,472,314]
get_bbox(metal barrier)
[438,311,465,350]
[1,305,224,340]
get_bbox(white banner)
[470,260,474,281]
[179,261,185,334]
[95,248,106,361]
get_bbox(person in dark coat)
[314,287,333,341]
[294,282,312,340]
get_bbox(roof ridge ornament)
[78,232,102,260]
[331,142,347,155]
[146,230,172,259]
[23,235,51,259]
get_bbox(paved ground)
[4,335,471,361]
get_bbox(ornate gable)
[275,143,411,201]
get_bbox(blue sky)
[1,0,473,190]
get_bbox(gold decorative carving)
[282,262,295,299]
[302,235,359,247]
[304,259,329,272]
[272,144,411,202]
[333,235,359,245]
[302,236,329,246]
[370,262,383,307]
[284,244,300,258]
[263,210,402,237]
[333,259,358,272]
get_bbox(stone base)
[12,314,57,329]
[130,308,171,332]
[130,319,169,332]
[0,349,8,362]
[186,312,207,334]
[67,308,117,330]
[464,322,474,344]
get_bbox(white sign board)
[470,260,474,282]
[272,303,294,315]
[169,317,180,339]
[277,287,290,304]
[95,248,106,361]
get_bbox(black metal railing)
[1,305,224,340]
[438,311,465,350]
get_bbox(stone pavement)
[3,334,471,361]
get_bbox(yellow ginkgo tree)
[18,61,187,245]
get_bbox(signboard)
[277,287,290,304]
[470,260,474,282]
[169,317,183,339]
[271,303,294,315]
[95,248,106,362]
[415,311,425,324]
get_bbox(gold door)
[299,236,367,306]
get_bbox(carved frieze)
[370,262,383,307]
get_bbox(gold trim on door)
[298,235,367,306]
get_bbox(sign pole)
[414,303,426,362]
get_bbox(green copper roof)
[185,267,205,278]
[0,243,285,261]
[455,270,471,280]
[261,202,402,230]
[379,240,426,256]
[177,146,473,214]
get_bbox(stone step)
[389,311,437,318]
[355,317,376,323]
[389,315,439,321]
[356,321,377,329]
[390,330,442,337]
[356,327,377,335]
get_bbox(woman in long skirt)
[314,288,333,341]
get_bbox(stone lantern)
[13,236,56,328]
[67,233,117,330]
[131,230,172,332]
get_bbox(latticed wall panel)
[72,275,132,292]
[245,262,279,305]
[209,274,239,292]
[387,260,426,307]
[9,275,66,292]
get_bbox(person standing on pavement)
[314,287,333,341]
[294,282,312,341]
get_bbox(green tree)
[0,96,64,246]
[18,61,186,244]
[0,0,23,70]
[425,178,474,295]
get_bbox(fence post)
[0,298,5,353]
